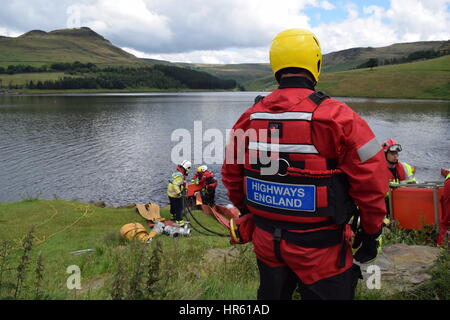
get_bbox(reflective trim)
[250,112,313,121]
[248,142,319,154]
[402,162,417,182]
[357,138,381,163]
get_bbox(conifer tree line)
[355,49,449,69]
[0,62,238,90]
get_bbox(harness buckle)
[273,228,282,242]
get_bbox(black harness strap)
[308,91,330,106]
[254,215,347,266]
[254,95,265,105]
[273,228,283,262]
[254,217,343,249]
[339,240,347,268]
[254,215,335,230]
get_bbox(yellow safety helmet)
[197,165,208,173]
[270,28,322,84]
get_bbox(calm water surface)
[0,92,449,206]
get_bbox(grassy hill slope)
[179,40,449,87]
[245,55,450,99]
[176,63,273,86]
[318,54,450,99]
[0,28,145,67]
[1,27,447,98]
[322,40,448,72]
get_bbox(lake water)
[0,92,449,206]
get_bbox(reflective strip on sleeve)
[248,142,319,154]
[402,162,417,182]
[250,112,313,121]
[357,137,381,163]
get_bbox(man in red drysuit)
[192,165,218,206]
[222,29,389,300]
[437,168,450,246]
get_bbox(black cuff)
[238,206,250,215]
[360,227,382,241]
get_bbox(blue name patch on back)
[245,177,316,212]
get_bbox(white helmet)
[179,160,192,172]
[197,165,208,173]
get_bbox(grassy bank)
[0,200,257,300]
[0,199,447,300]
[0,73,77,87]
[3,88,233,94]
[245,55,450,100]
[318,55,450,99]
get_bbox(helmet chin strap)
[387,159,398,165]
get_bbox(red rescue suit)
[222,77,389,284]
[386,161,416,184]
[388,162,406,181]
[193,170,217,190]
[437,174,450,246]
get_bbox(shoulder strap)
[254,95,265,105]
[308,91,330,106]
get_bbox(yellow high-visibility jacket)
[167,171,185,198]
[388,161,418,186]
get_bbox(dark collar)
[278,76,315,90]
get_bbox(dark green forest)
[1,62,238,90]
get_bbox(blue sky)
[0,0,448,64]
[305,0,391,27]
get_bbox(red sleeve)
[221,109,253,210]
[313,100,389,235]
[442,179,450,226]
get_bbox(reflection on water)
[0,93,449,206]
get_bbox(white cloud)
[319,1,336,10]
[123,46,269,64]
[0,0,448,63]
[70,0,173,49]
[314,0,449,54]
[0,27,22,37]
[386,0,450,42]
[115,0,314,52]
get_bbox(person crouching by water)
[437,168,450,247]
[382,139,418,185]
[192,165,218,206]
[167,160,191,227]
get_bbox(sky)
[0,0,449,64]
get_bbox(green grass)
[0,200,258,300]
[0,199,447,300]
[183,63,273,85]
[0,72,75,86]
[0,28,145,68]
[317,55,450,99]
[244,55,450,99]
[8,88,235,94]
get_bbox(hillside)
[0,27,145,67]
[322,40,448,72]
[318,54,450,99]
[176,63,273,86]
[246,55,450,99]
[0,27,448,97]
[184,40,449,87]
